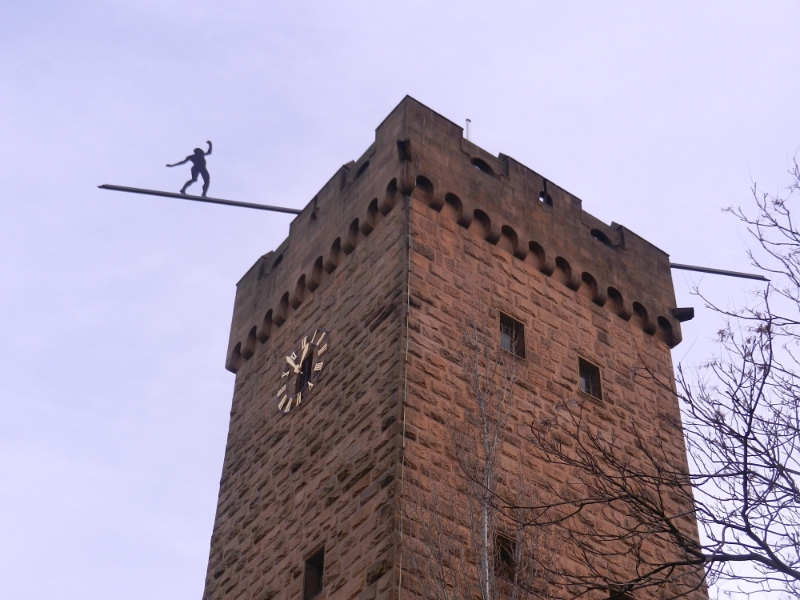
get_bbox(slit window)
[355,160,369,179]
[499,313,525,358]
[579,358,602,399]
[303,547,325,600]
[494,533,516,580]
[539,180,553,206]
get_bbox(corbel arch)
[657,316,680,348]
[226,342,243,374]
[257,309,273,343]
[241,326,258,359]
[343,219,362,255]
[274,292,290,327]
[471,209,501,244]
[554,257,581,291]
[324,238,341,273]
[307,257,325,292]
[527,241,555,276]
[378,178,399,215]
[498,225,527,260]
[290,275,306,309]
[580,272,607,306]
[633,302,657,335]
[606,287,632,321]
[361,198,381,235]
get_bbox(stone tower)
[202,97,704,600]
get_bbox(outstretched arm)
[166,157,189,167]
[205,140,213,156]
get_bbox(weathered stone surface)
[202,97,704,600]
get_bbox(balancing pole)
[98,184,302,215]
[99,186,770,280]
[670,262,768,281]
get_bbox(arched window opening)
[471,157,495,176]
[591,228,612,246]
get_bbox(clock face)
[276,329,328,413]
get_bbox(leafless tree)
[512,160,800,599]
[524,392,708,599]
[402,310,559,600]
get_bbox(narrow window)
[539,180,553,206]
[579,358,602,399]
[355,160,369,179]
[499,313,525,358]
[494,533,516,580]
[590,228,612,246]
[303,547,325,600]
[471,157,496,176]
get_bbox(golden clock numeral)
[278,395,288,411]
[277,385,286,396]
[314,331,326,345]
[301,336,308,350]
[284,397,293,411]
[314,361,324,372]
[307,382,314,390]
[317,343,327,356]
[281,370,290,378]
[296,392,302,405]
[289,351,297,361]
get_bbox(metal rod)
[100,185,770,281]
[98,184,302,215]
[670,262,769,281]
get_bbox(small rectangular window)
[303,547,325,600]
[494,533,516,580]
[608,590,633,600]
[499,313,525,358]
[579,358,602,399]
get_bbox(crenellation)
[229,101,683,368]
[203,97,706,600]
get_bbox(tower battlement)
[205,97,705,600]
[226,96,681,373]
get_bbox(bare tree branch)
[512,160,800,599]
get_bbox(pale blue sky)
[2,2,799,598]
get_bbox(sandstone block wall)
[203,203,407,600]
[400,198,706,598]
[204,96,702,600]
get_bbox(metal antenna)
[466,119,471,141]
[98,184,301,215]
[670,263,769,282]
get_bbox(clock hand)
[286,356,300,373]
[300,343,310,364]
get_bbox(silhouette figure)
[167,141,213,196]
